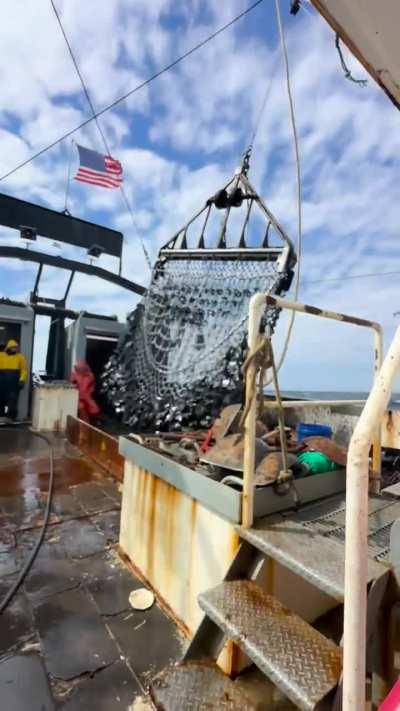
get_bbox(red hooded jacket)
[70,360,100,420]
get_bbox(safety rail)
[242,294,383,528]
[243,294,397,710]
[343,327,400,710]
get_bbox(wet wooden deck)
[0,428,185,710]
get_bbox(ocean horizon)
[264,390,400,409]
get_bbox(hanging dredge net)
[102,165,296,431]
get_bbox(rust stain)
[0,455,98,496]
[190,498,197,536]
[135,468,148,551]
[165,483,178,579]
[229,529,240,559]
[66,415,124,481]
[382,411,400,449]
[185,499,198,602]
[145,470,157,580]
[386,410,394,431]
[218,529,241,676]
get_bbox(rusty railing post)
[242,294,266,528]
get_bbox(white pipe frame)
[243,294,393,711]
[342,327,400,710]
[242,293,383,528]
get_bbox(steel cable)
[0,0,266,183]
[263,0,302,387]
[50,0,152,271]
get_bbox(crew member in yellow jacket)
[0,339,28,419]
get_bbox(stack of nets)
[102,256,291,431]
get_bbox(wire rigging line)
[264,0,302,383]
[247,52,281,151]
[50,0,108,147]
[50,0,152,271]
[335,34,368,87]
[303,269,400,286]
[0,0,266,184]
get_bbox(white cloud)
[0,1,399,389]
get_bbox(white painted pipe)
[343,326,400,710]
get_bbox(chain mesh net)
[102,255,291,431]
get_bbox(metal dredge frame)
[104,157,297,431]
[160,166,295,271]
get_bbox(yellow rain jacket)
[0,340,28,385]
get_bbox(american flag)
[74,144,123,189]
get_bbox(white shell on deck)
[129,588,155,611]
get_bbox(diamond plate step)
[199,580,341,711]
[150,660,258,710]
[238,519,385,601]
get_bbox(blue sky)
[0,0,399,388]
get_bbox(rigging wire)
[50,0,152,271]
[335,34,368,87]
[264,0,302,383]
[247,52,281,152]
[303,269,400,286]
[0,0,266,184]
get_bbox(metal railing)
[343,326,400,710]
[243,294,400,710]
[242,294,383,528]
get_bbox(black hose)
[0,428,55,614]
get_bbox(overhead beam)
[32,304,119,320]
[0,192,123,257]
[0,245,146,296]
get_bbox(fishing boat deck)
[0,428,184,710]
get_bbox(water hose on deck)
[0,429,55,614]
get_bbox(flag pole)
[63,140,74,214]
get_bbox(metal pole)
[242,294,266,527]
[343,326,400,711]
[370,326,383,494]
[64,140,73,213]
[265,294,381,332]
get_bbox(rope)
[263,0,302,386]
[240,333,299,504]
[0,0,266,183]
[335,34,368,87]
[264,334,292,485]
[50,0,152,272]
[239,335,272,428]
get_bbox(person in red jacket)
[70,360,101,423]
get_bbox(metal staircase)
[150,492,397,710]
[197,579,341,710]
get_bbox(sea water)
[272,391,400,410]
